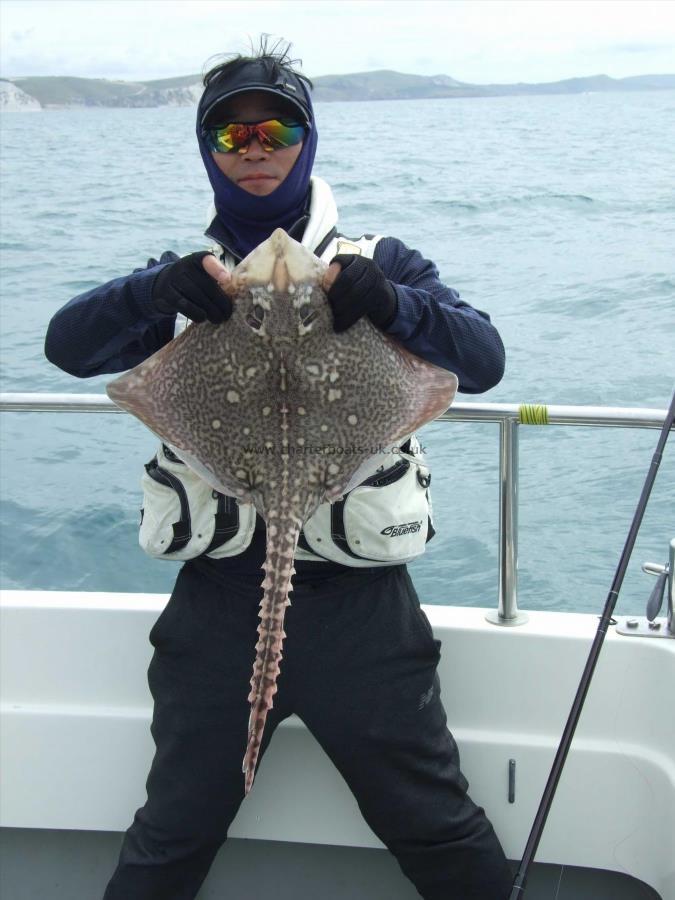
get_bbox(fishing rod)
[509,387,675,899]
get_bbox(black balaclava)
[196,59,318,259]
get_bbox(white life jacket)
[138,177,435,567]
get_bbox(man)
[45,43,512,900]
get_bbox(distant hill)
[2,70,674,110]
[311,70,675,101]
[310,69,470,101]
[3,74,202,109]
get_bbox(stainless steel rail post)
[486,415,528,626]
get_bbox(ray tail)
[242,515,301,794]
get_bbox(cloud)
[610,41,675,54]
[0,0,674,83]
[10,28,35,42]
[364,55,387,70]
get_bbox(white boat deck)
[1,590,672,898]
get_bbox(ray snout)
[238,228,325,290]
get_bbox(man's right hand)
[152,251,233,324]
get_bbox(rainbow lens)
[207,119,306,154]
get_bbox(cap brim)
[200,84,310,128]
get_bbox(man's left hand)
[324,255,398,333]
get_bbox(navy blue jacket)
[45,236,505,394]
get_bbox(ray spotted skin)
[107,230,458,793]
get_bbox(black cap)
[199,59,313,129]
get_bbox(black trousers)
[103,563,512,900]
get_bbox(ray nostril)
[299,304,316,326]
[247,304,266,330]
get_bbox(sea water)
[0,91,673,614]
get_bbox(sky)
[1,0,674,85]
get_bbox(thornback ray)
[107,229,458,794]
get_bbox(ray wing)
[106,320,261,503]
[286,317,458,501]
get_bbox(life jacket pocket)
[139,444,255,560]
[298,436,434,566]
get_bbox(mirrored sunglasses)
[206,119,306,154]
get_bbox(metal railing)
[0,392,671,626]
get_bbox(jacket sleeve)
[44,253,180,377]
[373,237,505,394]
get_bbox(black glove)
[151,251,232,324]
[326,255,398,333]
